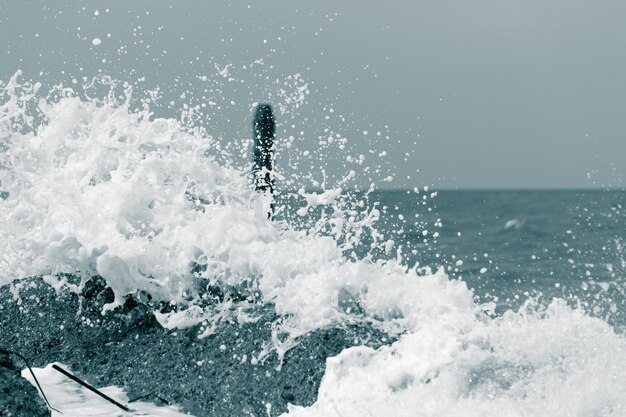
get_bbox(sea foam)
[22,363,189,416]
[283,298,626,416]
[2,73,626,416]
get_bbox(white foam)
[0,73,409,338]
[0,76,266,310]
[504,219,523,230]
[283,300,626,417]
[3,74,626,416]
[22,363,190,416]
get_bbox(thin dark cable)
[0,347,62,414]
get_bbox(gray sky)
[1,0,625,189]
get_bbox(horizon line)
[280,186,626,194]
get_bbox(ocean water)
[2,73,626,416]
[372,189,626,328]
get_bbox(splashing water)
[21,363,189,416]
[283,298,626,417]
[2,73,626,416]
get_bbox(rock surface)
[0,276,389,416]
[0,353,50,417]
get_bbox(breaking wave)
[2,73,625,416]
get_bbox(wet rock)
[0,355,50,417]
[0,276,391,416]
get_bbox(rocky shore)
[0,276,389,416]
[0,352,50,417]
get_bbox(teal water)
[370,189,626,329]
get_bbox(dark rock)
[0,276,392,416]
[0,356,50,417]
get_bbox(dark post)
[252,104,275,194]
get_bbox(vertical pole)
[252,104,275,194]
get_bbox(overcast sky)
[2,0,625,189]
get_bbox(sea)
[1,73,626,416]
[372,189,626,329]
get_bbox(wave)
[2,73,625,416]
[283,299,626,416]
